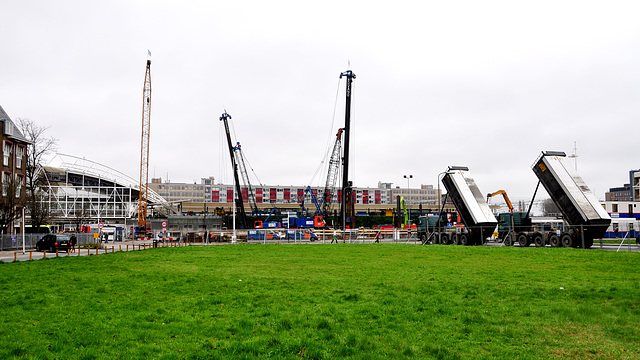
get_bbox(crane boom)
[233,142,259,215]
[219,112,247,229]
[487,190,514,212]
[138,59,151,234]
[321,128,343,221]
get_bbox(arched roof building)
[39,153,173,224]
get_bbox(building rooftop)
[0,105,29,143]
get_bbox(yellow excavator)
[486,190,514,212]
[487,190,517,245]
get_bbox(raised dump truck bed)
[532,151,611,243]
[441,166,497,244]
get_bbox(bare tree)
[16,118,58,192]
[27,189,51,232]
[542,198,561,217]
[15,118,58,229]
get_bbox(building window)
[2,172,10,196]
[16,145,24,169]
[3,141,13,167]
[15,174,23,198]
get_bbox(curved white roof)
[46,153,169,206]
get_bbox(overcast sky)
[2,1,638,205]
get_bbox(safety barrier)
[4,238,194,262]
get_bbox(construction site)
[7,56,637,250]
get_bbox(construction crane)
[339,69,356,230]
[137,58,151,236]
[321,128,344,225]
[233,141,259,216]
[299,186,326,228]
[487,190,514,212]
[219,112,248,229]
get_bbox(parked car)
[36,234,72,252]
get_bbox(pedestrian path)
[0,240,189,263]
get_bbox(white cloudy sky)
[1,0,638,204]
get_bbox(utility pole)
[339,69,355,231]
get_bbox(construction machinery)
[339,70,356,230]
[137,58,152,237]
[254,207,279,229]
[321,128,343,227]
[233,142,259,216]
[493,151,611,248]
[219,112,248,229]
[486,189,531,243]
[419,166,497,245]
[487,190,514,212]
[298,186,326,228]
[529,151,610,248]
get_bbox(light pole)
[404,175,412,224]
[436,171,447,229]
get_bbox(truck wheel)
[503,235,513,246]
[561,234,574,248]
[420,234,427,243]
[440,234,449,245]
[451,234,460,245]
[459,234,470,246]
[533,233,544,247]
[549,234,560,247]
[517,233,530,247]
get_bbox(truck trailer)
[418,166,497,245]
[530,151,611,248]
[495,151,611,248]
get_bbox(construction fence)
[0,233,102,252]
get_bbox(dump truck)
[418,166,497,245]
[529,151,611,248]
[495,151,611,248]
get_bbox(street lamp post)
[436,171,447,232]
[404,175,412,224]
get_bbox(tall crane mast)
[321,128,343,221]
[219,112,248,229]
[233,142,259,215]
[339,70,356,230]
[138,59,151,234]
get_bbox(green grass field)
[1,244,639,359]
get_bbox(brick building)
[0,105,29,233]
